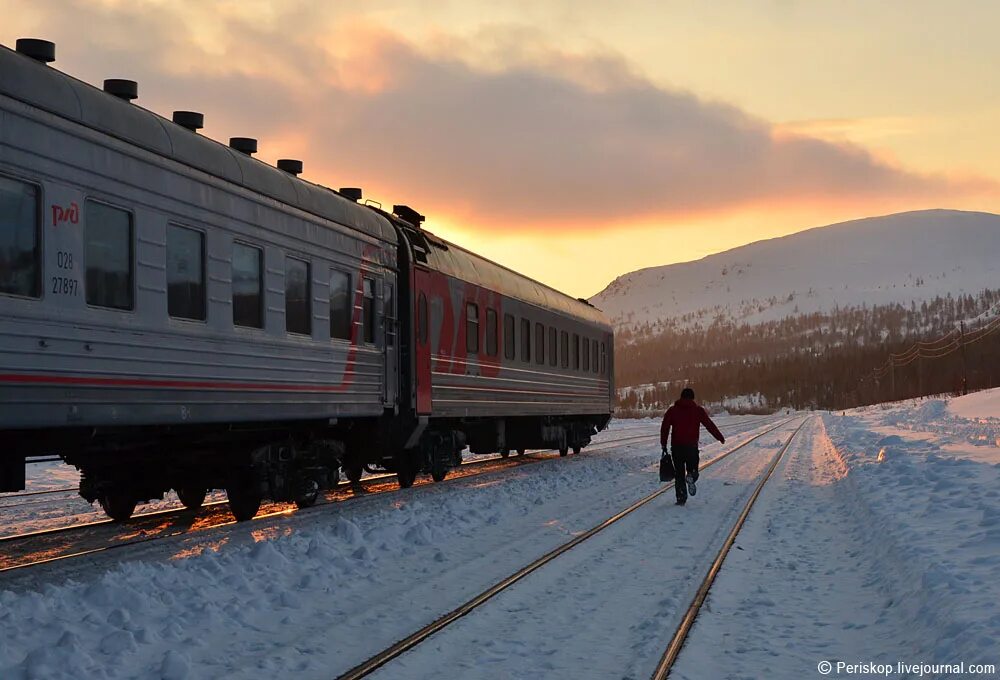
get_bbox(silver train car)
[0,38,613,521]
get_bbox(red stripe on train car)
[0,372,357,393]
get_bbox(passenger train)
[0,39,613,521]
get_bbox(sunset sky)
[3,0,999,297]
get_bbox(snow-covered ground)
[675,390,1000,679]
[2,399,998,679]
[0,415,764,679]
[949,388,1000,421]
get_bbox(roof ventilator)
[229,137,258,155]
[15,38,55,63]
[393,204,425,228]
[103,79,138,101]
[340,188,363,202]
[172,111,204,132]
[277,159,303,176]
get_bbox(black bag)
[659,452,675,482]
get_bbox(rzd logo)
[51,202,80,227]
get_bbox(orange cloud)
[2,0,995,236]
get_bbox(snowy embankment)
[5,402,994,679]
[674,390,1000,679]
[825,393,1000,661]
[0,416,763,679]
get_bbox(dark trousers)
[671,444,700,502]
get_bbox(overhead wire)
[862,302,1000,386]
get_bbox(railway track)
[0,416,780,575]
[0,415,775,509]
[333,416,800,680]
[0,427,685,573]
[650,416,810,678]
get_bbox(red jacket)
[660,398,724,448]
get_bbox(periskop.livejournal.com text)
[817,660,998,677]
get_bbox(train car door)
[413,267,432,414]
[383,277,398,410]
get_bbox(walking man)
[660,388,725,505]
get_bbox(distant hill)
[594,210,1000,412]
[591,209,1000,333]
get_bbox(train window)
[418,293,428,343]
[560,331,569,368]
[167,225,206,320]
[600,342,607,375]
[593,341,599,374]
[285,256,311,335]
[535,322,544,365]
[548,327,557,367]
[0,176,40,298]
[573,333,580,370]
[583,337,590,371]
[329,269,352,340]
[85,201,133,310]
[362,276,375,344]
[504,314,515,359]
[520,318,531,363]
[385,283,395,347]
[466,302,479,353]
[486,309,498,356]
[232,242,263,328]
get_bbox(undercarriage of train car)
[4,422,354,522]
[2,412,610,523]
[368,413,613,490]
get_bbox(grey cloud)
[2,0,978,228]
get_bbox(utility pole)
[959,321,969,395]
[917,354,924,398]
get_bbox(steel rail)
[0,486,77,500]
[334,417,796,680]
[649,416,811,680]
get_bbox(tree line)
[615,289,1000,413]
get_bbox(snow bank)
[949,386,1000,420]
[823,405,1000,667]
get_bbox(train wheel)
[294,479,320,509]
[559,445,569,457]
[226,484,261,522]
[99,491,137,522]
[516,448,526,456]
[500,449,510,459]
[344,464,364,484]
[176,487,206,511]
[572,445,582,455]
[397,463,418,489]
[431,466,448,483]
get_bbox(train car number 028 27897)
[52,250,79,296]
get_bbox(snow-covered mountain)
[591,209,1000,332]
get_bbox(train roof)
[1,40,611,328]
[0,42,396,244]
